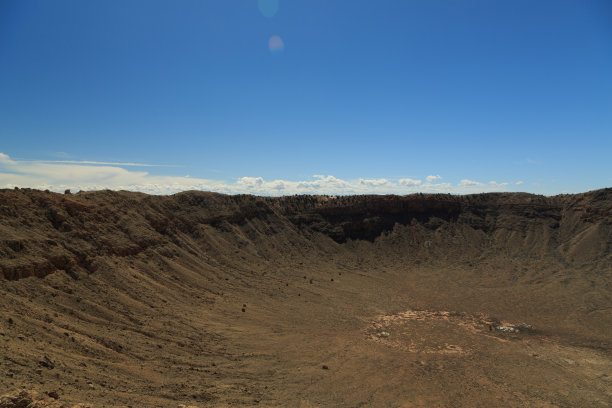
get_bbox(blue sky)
[1,0,611,195]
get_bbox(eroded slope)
[0,188,610,407]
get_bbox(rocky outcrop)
[0,188,610,280]
[0,390,92,408]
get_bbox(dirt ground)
[1,188,610,407]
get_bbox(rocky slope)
[0,188,610,407]
[1,188,610,281]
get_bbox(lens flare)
[268,35,284,54]
[258,0,279,18]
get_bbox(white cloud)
[0,153,16,164]
[398,178,422,187]
[36,160,170,167]
[237,176,264,188]
[0,153,525,196]
[359,178,390,187]
[458,179,482,187]
[516,181,524,185]
[421,182,453,192]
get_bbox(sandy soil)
[1,188,610,407]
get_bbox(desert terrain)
[0,188,610,407]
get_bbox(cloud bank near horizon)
[0,153,524,196]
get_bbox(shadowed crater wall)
[1,188,610,280]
